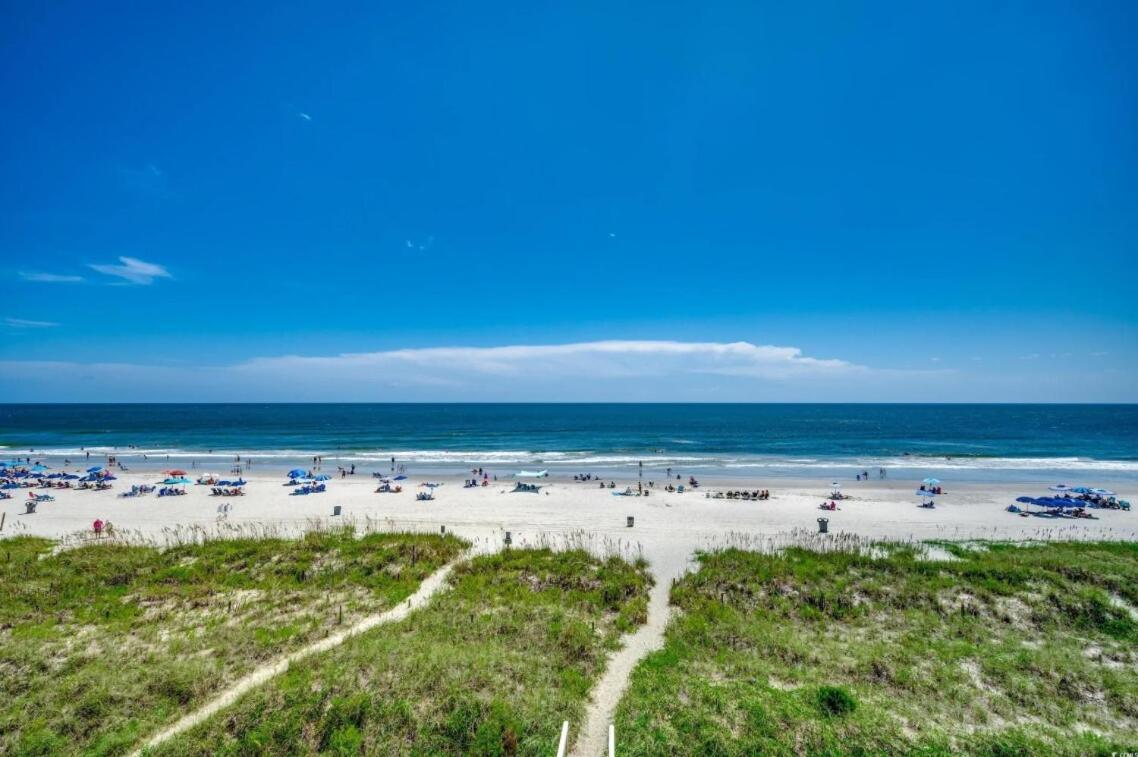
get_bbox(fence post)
[556,721,569,757]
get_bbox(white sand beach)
[4,472,1134,584]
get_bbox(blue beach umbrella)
[922,478,940,485]
[1048,484,1072,493]
[87,466,104,473]
[314,474,332,481]
[288,469,307,478]
[1090,488,1116,497]
[1015,496,1036,504]
[1070,487,1093,494]
[30,464,48,473]
[393,475,407,481]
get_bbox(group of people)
[711,489,770,500]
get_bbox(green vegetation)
[0,529,466,756]
[152,548,653,756]
[617,541,1138,755]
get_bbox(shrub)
[815,686,857,717]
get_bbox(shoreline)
[5,448,1138,486]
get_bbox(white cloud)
[88,257,172,285]
[0,340,884,401]
[404,235,434,252]
[236,340,865,383]
[4,317,59,328]
[19,272,84,283]
[298,112,312,121]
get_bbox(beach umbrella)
[1015,496,1036,504]
[922,478,940,485]
[165,469,187,476]
[162,476,192,485]
[87,466,104,473]
[30,464,48,473]
[288,468,307,478]
[314,474,332,481]
[1048,484,1072,493]
[830,482,841,490]
[393,475,407,481]
[1070,486,1093,494]
[1090,488,1116,497]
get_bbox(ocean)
[2,404,1136,483]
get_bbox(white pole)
[608,723,615,756]
[556,721,569,757]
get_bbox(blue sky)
[1,1,1135,401]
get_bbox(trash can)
[333,505,342,517]
[627,516,635,528]
[440,525,446,535]
[817,517,829,534]
[504,531,512,546]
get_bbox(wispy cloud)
[1020,353,1041,360]
[117,163,168,198]
[298,112,312,121]
[404,235,434,253]
[4,317,59,328]
[88,257,172,285]
[19,272,84,283]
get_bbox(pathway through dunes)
[132,556,466,755]
[571,542,694,756]
[570,576,672,756]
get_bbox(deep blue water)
[2,404,1136,481]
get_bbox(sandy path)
[569,569,674,757]
[132,556,465,755]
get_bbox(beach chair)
[25,501,37,514]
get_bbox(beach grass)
[149,547,653,756]
[616,541,1138,754]
[0,528,466,756]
